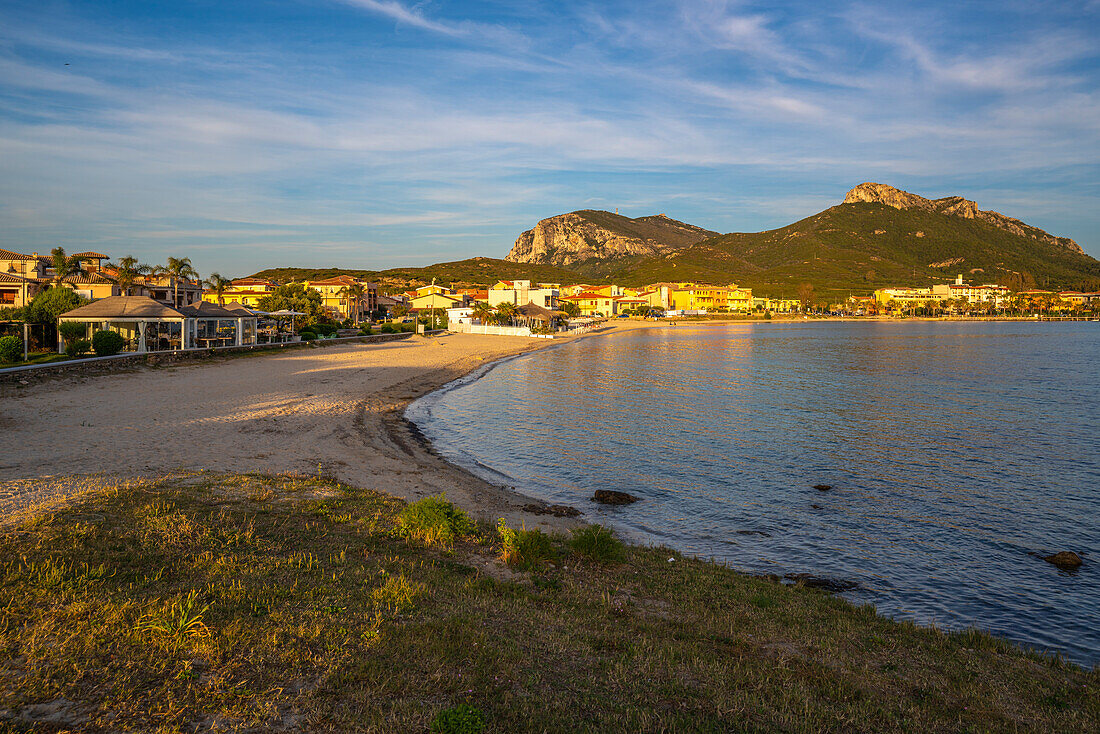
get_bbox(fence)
[448,322,536,337]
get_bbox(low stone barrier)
[0,332,413,385]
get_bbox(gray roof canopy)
[59,296,184,319]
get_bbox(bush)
[358,326,372,336]
[0,335,22,363]
[26,287,86,324]
[65,338,91,359]
[380,324,395,334]
[430,704,486,734]
[569,524,624,562]
[497,519,555,570]
[313,322,338,337]
[398,495,477,548]
[58,321,87,343]
[91,329,125,357]
[299,331,317,342]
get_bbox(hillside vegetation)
[611,203,1100,298]
[252,257,582,291]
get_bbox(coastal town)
[2,245,1098,366]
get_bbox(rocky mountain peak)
[843,182,1082,253]
[504,210,717,270]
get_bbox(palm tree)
[470,300,493,325]
[494,302,517,326]
[338,282,367,324]
[204,273,233,305]
[154,257,199,308]
[112,256,151,296]
[50,247,83,287]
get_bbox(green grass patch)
[497,518,555,571]
[0,472,1097,732]
[398,493,477,548]
[568,523,624,562]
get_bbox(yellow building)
[662,284,753,313]
[873,287,943,312]
[203,277,278,308]
[560,291,619,316]
[303,275,378,320]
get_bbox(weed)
[497,519,555,571]
[568,524,623,561]
[430,703,486,734]
[370,574,422,613]
[134,590,211,641]
[398,494,476,548]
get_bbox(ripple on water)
[409,321,1100,666]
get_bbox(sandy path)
[0,325,650,529]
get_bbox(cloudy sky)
[1,0,1098,275]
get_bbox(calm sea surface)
[408,322,1100,665]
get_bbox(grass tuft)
[430,703,486,733]
[568,524,624,561]
[497,518,555,570]
[397,494,477,548]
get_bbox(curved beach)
[0,324,653,528]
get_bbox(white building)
[487,280,559,309]
[932,274,1010,306]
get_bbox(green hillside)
[251,257,585,290]
[612,203,1100,298]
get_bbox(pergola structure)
[515,302,568,329]
[57,296,260,353]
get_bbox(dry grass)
[0,473,1096,732]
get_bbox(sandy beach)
[0,323,652,529]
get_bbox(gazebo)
[178,300,259,348]
[516,302,567,329]
[57,295,260,353]
[57,296,187,352]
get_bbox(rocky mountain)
[504,210,716,275]
[843,183,1082,254]
[614,184,1099,295]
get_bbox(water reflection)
[410,321,1100,665]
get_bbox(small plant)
[569,524,623,562]
[134,590,211,640]
[430,703,486,734]
[497,518,555,570]
[380,324,395,334]
[65,338,91,358]
[299,330,317,341]
[370,573,422,612]
[358,326,372,336]
[0,334,22,363]
[91,329,125,357]
[398,494,476,548]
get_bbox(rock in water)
[592,490,639,505]
[1043,552,1084,570]
[813,484,832,491]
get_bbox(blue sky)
[1,0,1098,276]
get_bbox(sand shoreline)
[0,321,654,530]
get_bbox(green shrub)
[358,326,372,336]
[497,519,555,570]
[380,324,395,334]
[430,703,486,734]
[26,287,86,324]
[313,322,338,336]
[0,335,22,363]
[398,494,476,548]
[58,321,87,343]
[299,331,317,342]
[91,329,125,357]
[569,524,624,562]
[65,338,91,358]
